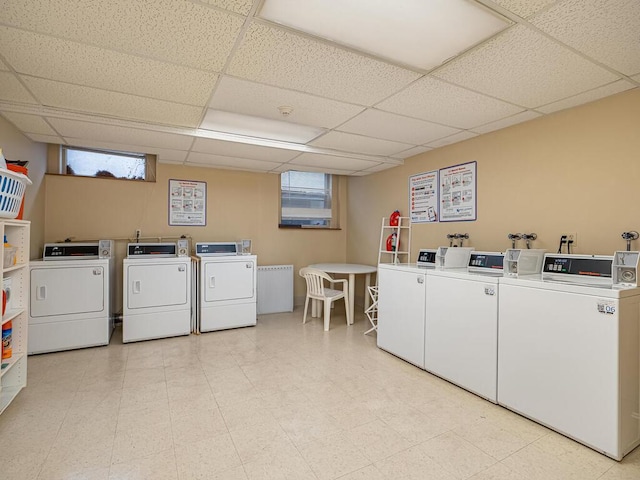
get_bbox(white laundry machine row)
[498,253,640,460]
[28,240,115,354]
[377,247,474,370]
[195,242,257,333]
[122,243,193,343]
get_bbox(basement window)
[62,146,150,181]
[280,171,339,228]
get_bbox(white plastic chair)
[364,285,378,335]
[299,267,351,331]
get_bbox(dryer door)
[31,265,106,318]
[126,262,188,309]
[203,260,254,303]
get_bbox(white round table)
[309,263,377,325]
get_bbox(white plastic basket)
[0,168,32,219]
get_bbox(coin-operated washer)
[28,240,115,354]
[122,242,192,343]
[498,251,640,460]
[425,251,504,402]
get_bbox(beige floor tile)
[111,421,173,465]
[298,431,372,480]
[174,433,242,479]
[171,408,228,446]
[1,448,50,480]
[243,449,317,480]
[347,419,416,462]
[501,432,616,480]
[599,444,640,480]
[229,417,296,463]
[276,405,343,446]
[220,397,277,431]
[109,449,178,480]
[467,462,529,480]
[337,464,388,480]
[417,431,498,479]
[119,382,169,413]
[123,366,166,389]
[375,443,458,480]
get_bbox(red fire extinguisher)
[389,210,401,226]
[386,232,398,252]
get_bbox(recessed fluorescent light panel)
[259,0,510,71]
[200,110,326,143]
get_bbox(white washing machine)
[378,263,428,369]
[425,251,504,402]
[28,240,115,354]
[498,253,640,460]
[122,243,192,343]
[195,242,256,333]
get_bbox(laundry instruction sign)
[409,170,439,223]
[169,179,207,226]
[439,161,476,222]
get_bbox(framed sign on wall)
[169,179,207,226]
[439,161,477,222]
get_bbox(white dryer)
[122,243,192,343]
[498,253,640,460]
[195,242,256,332]
[28,240,115,354]
[425,251,504,402]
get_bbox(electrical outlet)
[563,232,577,246]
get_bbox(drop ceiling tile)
[49,118,194,150]
[490,0,557,18]
[186,152,282,171]
[338,109,460,145]
[200,0,254,15]
[209,76,365,129]
[0,0,243,71]
[391,146,432,159]
[425,131,479,149]
[192,137,298,162]
[0,27,217,106]
[1,112,56,135]
[23,77,203,127]
[309,131,413,156]
[537,80,637,114]
[289,152,380,171]
[434,25,620,108]
[227,22,420,106]
[63,137,188,163]
[378,76,523,129]
[470,110,541,134]
[0,71,37,104]
[531,0,640,76]
[25,133,65,144]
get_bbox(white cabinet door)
[377,266,426,369]
[203,260,254,303]
[30,265,105,318]
[425,275,498,401]
[126,262,188,309]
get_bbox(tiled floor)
[1,309,640,480]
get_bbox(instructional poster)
[169,179,207,226]
[439,161,477,222]
[409,170,439,223]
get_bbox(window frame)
[279,171,340,229]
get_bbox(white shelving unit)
[378,216,411,265]
[1,219,30,414]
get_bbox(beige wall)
[347,88,640,271]
[0,116,46,258]
[44,163,348,310]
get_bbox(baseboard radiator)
[257,265,294,314]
